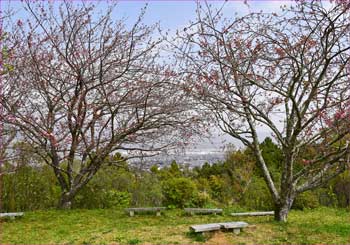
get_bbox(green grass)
[1,207,350,244]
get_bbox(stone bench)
[190,221,248,234]
[231,211,274,217]
[125,207,166,217]
[0,212,24,220]
[184,208,223,215]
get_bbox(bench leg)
[156,211,161,216]
[129,211,134,217]
[233,228,240,235]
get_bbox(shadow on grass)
[185,231,209,243]
[127,238,141,244]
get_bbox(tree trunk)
[274,195,295,222]
[57,169,97,209]
[274,204,289,222]
[58,192,74,209]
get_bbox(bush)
[332,171,350,208]
[162,177,200,208]
[1,165,60,212]
[318,187,338,207]
[102,190,131,208]
[240,176,274,210]
[73,165,134,209]
[293,191,320,210]
[131,173,164,207]
[195,191,215,208]
[208,175,227,202]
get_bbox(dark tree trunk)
[274,194,295,222]
[57,167,98,209]
[58,191,75,209]
[274,204,289,222]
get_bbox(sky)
[2,0,292,29]
[0,0,294,152]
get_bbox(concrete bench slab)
[125,207,166,216]
[184,208,222,215]
[0,212,24,220]
[231,211,274,217]
[190,221,248,234]
[190,223,221,232]
[218,221,249,229]
[219,221,248,234]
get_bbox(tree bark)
[274,195,295,222]
[58,192,74,209]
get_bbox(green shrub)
[131,173,163,207]
[332,171,350,208]
[73,165,135,209]
[162,177,199,208]
[293,191,320,210]
[318,187,338,207]
[102,190,131,208]
[240,176,274,210]
[194,191,213,208]
[208,175,227,202]
[1,165,60,212]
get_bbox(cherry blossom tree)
[1,1,198,208]
[1,9,18,176]
[174,0,350,221]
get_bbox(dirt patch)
[206,231,231,244]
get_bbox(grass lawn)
[1,207,350,244]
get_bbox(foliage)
[2,139,350,212]
[1,165,60,212]
[208,175,227,203]
[72,164,134,209]
[240,176,274,211]
[293,191,320,210]
[131,172,164,207]
[330,170,350,208]
[1,28,15,75]
[318,186,339,207]
[224,148,256,202]
[162,177,200,208]
[258,138,283,181]
[102,191,131,208]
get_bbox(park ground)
[1,207,350,244]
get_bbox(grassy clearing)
[1,207,349,244]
